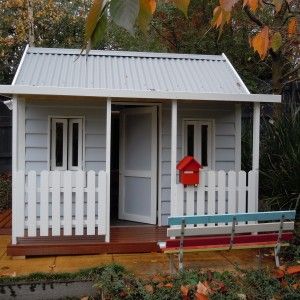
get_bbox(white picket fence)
[12,170,107,244]
[171,170,258,220]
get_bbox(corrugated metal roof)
[14,47,249,95]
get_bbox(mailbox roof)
[177,156,202,171]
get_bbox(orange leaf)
[287,17,297,36]
[220,0,237,11]
[212,6,231,30]
[272,268,285,279]
[164,282,173,288]
[180,285,190,299]
[195,293,209,300]
[137,0,157,32]
[196,281,211,296]
[250,26,270,59]
[243,0,260,12]
[286,265,300,275]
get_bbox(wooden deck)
[0,209,12,235]
[7,226,168,257]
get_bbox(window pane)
[55,123,64,167]
[187,125,194,156]
[72,122,79,167]
[201,125,208,166]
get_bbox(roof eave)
[0,85,281,103]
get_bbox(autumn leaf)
[286,265,300,275]
[287,17,297,36]
[180,285,190,299]
[136,0,157,32]
[172,0,190,17]
[272,0,283,13]
[220,0,238,12]
[84,0,105,43]
[271,32,282,52]
[243,0,260,12]
[212,6,231,31]
[110,0,140,34]
[250,26,270,59]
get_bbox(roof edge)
[12,44,29,85]
[27,47,226,61]
[0,85,281,103]
[222,53,250,94]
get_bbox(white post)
[252,102,260,170]
[252,102,260,211]
[105,98,111,242]
[235,104,241,172]
[170,100,177,216]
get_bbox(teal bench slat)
[168,210,296,226]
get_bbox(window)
[183,120,214,169]
[50,118,83,171]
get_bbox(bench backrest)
[167,210,296,238]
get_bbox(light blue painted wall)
[25,98,106,173]
[160,102,238,225]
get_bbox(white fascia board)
[12,44,29,85]
[0,84,281,103]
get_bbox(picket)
[87,171,96,235]
[63,171,72,235]
[217,171,226,225]
[75,171,84,235]
[52,171,61,236]
[40,171,49,236]
[27,171,37,237]
[98,171,107,235]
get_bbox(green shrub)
[0,173,11,212]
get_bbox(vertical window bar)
[187,124,194,156]
[68,118,83,170]
[201,125,208,167]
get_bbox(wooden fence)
[171,170,259,223]
[12,170,107,244]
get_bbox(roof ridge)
[27,47,226,61]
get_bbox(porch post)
[252,102,260,211]
[170,100,177,216]
[252,102,260,171]
[105,98,111,242]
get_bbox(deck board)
[7,226,168,257]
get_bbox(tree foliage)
[84,0,299,93]
[0,0,91,84]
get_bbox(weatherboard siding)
[25,98,106,173]
[160,102,237,225]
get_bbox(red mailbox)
[177,156,202,185]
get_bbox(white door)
[119,106,157,224]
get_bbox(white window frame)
[183,119,215,170]
[49,117,84,171]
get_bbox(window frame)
[182,118,215,170]
[48,116,85,171]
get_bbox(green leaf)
[110,0,140,34]
[271,32,282,52]
[91,14,108,48]
[84,0,105,43]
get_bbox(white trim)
[252,103,260,170]
[105,98,111,242]
[0,85,281,103]
[68,119,83,171]
[12,44,29,85]
[17,98,26,171]
[222,53,250,94]
[235,104,242,172]
[170,100,177,216]
[51,118,68,171]
[182,118,215,170]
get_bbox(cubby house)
[0,46,280,256]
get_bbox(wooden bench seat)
[159,210,296,271]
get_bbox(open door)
[119,106,157,224]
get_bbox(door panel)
[119,107,157,224]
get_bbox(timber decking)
[0,209,12,235]
[7,226,167,257]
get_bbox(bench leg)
[168,254,175,274]
[274,244,281,268]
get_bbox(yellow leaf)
[272,0,283,13]
[243,0,260,12]
[137,0,156,32]
[172,0,190,17]
[85,0,105,42]
[271,32,282,52]
[251,26,270,59]
[287,17,297,36]
[212,6,231,30]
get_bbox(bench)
[158,210,296,272]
